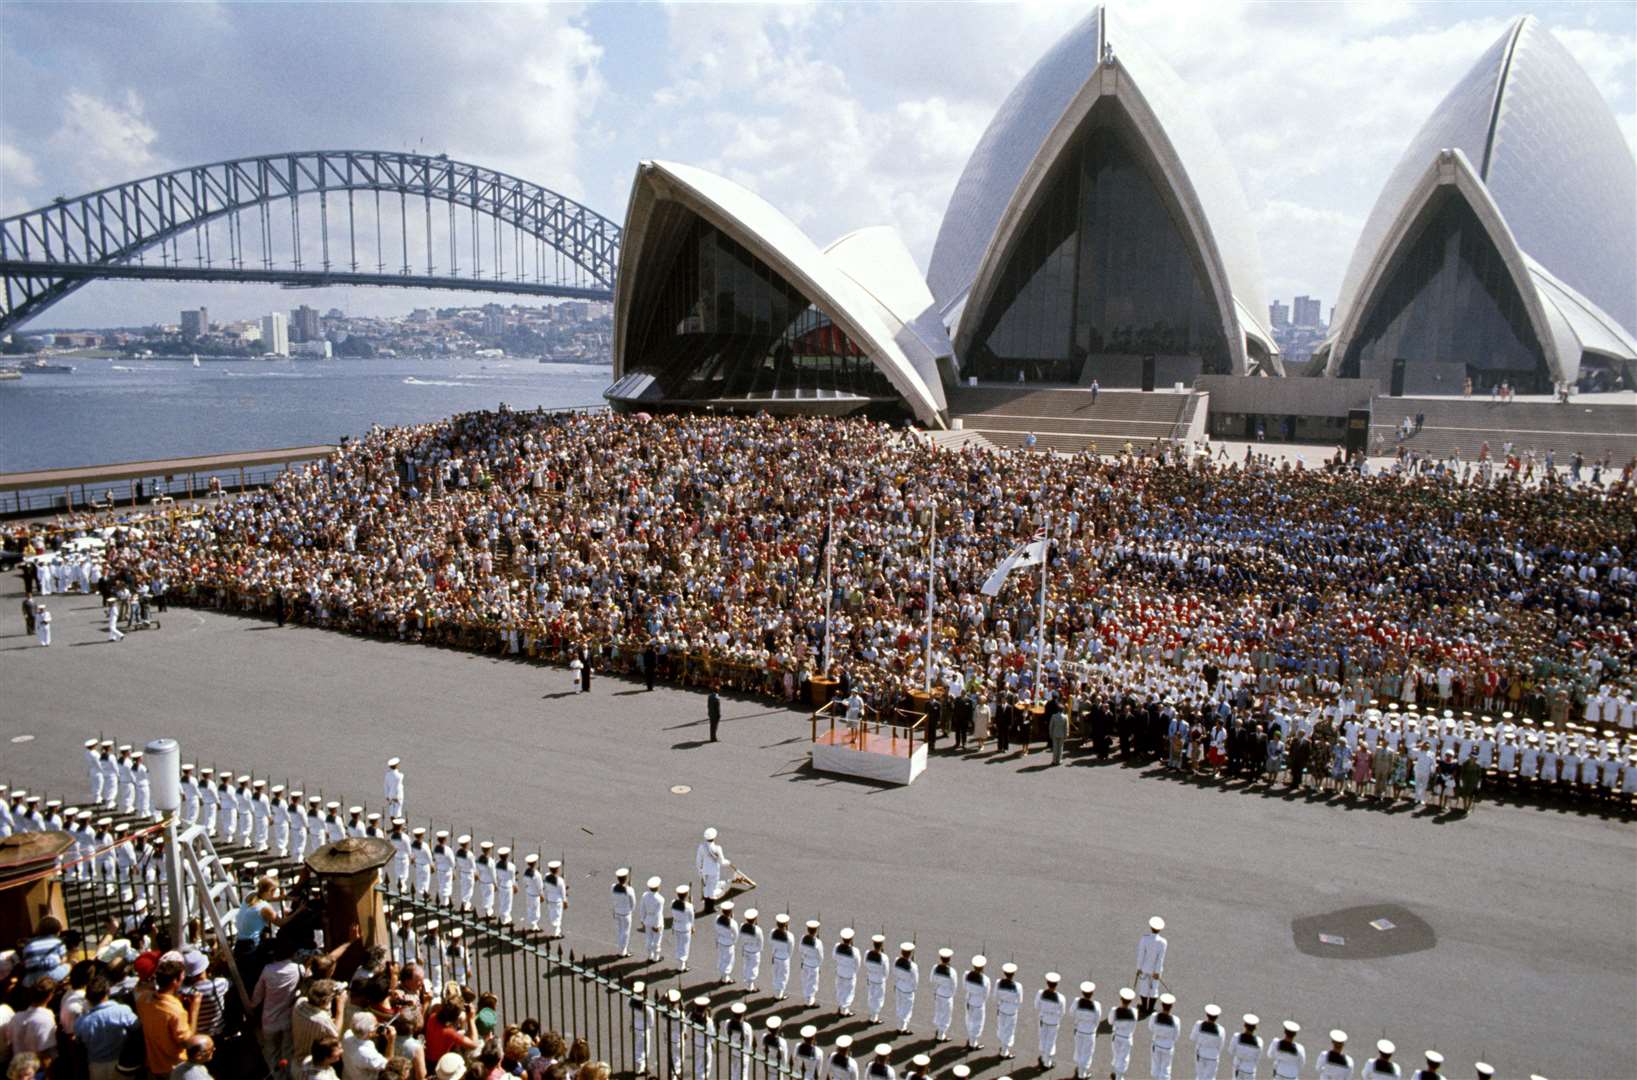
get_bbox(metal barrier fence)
[2,465,295,518]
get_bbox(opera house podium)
[810,701,928,786]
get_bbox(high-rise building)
[482,304,507,337]
[180,308,208,340]
[289,304,321,343]
[1268,300,1289,329]
[261,312,289,356]
[1293,295,1323,328]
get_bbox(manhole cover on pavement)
[9,735,34,743]
[1292,904,1434,959]
[670,785,692,795]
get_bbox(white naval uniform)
[1109,1005,1138,1078]
[994,977,1022,1054]
[1230,1032,1263,1079]
[88,747,104,805]
[826,1052,859,1080]
[962,969,991,1045]
[306,809,326,854]
[1362,1056,1401,1078]
[290,805,309,861]
[640,890,666,961]
[1036,988,1065,1067]
[251,792,270,849]
[454,848,476,909]
[630,995,655,1074]
[833,942,860,1013]
[696,839,726,900]
[475,855,497,917]
[690,1016,715,1080]
[799,934,824,1006]
[383,766,405,818]
[892,956,918,1031]
[769,928,793,997]
[1267,1038,1305,1079]
[99,755,119,810]
[1149,1013,1181,1079]
[714,912,739,981]
[271,798,290,856]
[133,764,152,817]
[393,925,418,967]
[930,963,956,1039]
[1135,930,1168,999]
[519,867,543,929]
[237,788,256,846]
[117,759,136,813]
[794,1042,822,1080]
[390,833,411,892]
[612,882,637,954]
[543,872,568,936]
[1190,1019,1225,1080]
[671,899,694,967]
[433,844,455,902]
[411,840,433,896]
[761,1032,789,1073]
[725,1018,753,1080]
[200,782,220,833]
[496,860,516,924]
[738,922,764,987]
[862,950,888,1021]
[864,1061,895,1080]
[1315,1049,1355,1080]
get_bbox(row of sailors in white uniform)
[623,983,1464,1080]
[29,553,104,595]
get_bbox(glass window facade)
[1340,190,1550,393]
[626,218,895,402]
[967,101,1231,384]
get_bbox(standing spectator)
[6,1055,42,1080]
[707,686,722,743]
[342,1012,393,1079]
[72,975,139,1080]
[179,950,229,1041]
[251,942,304,1076]
[5,978,58,1067]
[137,958,199,1080]
[294,979,344,1065]
[302,1034,345,1080]
[169,1035,214,1080]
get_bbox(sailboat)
[191,354,201,368]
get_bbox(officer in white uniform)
[433,831,455,903]
[1362,1040,1400,1079]
[521,854,544,930]
[99,743,119,811]
[671,885,695,969]
[1316,1030,1355,1080]
[1035,972,1065,1069]
[1190,1004,1225,1080]
[961,954,991,1049]
[865,1044,895,1080]
[453,835,477,910]
[630,981,655,1075]
[762,1016,789,1073]
[827,1035,859,1080]
[1230,1015,1263,1080]
[288,790,307,861]
[799,920,825,1007]
[497,849,519,923]
[929,948,957,1042]
[250,781,271,849]
[794,1025,822,1080]
[738,908,765,990]
[544,859,568,937]
[639,876,666,962]
[994,961,1023,1058]
[115,747,135,814]
[131,753,152,818]
[892,943,918,1033]
[388,820,411,892]
[383,757,405,818]
[475,842,497,917]
[769,914,794,998]
[1149,993,1181,1079]
[863,935,889,1023]
[833,928,860,1016]
[696,827,726,902]
[1071,980,1102,1079]
[713,900,740,983]
[85,739,104,805]
[1109,988,1139,1079]
[611,868,637,956]
[199,769,220,834]
[1267,1021,1305,1080]
[1135,916,1168,1015]
[241,779,261,846]
[270,785,289,856]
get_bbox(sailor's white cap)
[1424,1051,1443,1066]
[834,1036,853,1050]
[131,752,144,760]
[1001,962,1017,976]
[1148,916,1165,932]
[911,1055,930,1068]
[766,1016,783,1030]
[1079,981,1095,994]
[703,827,718,840]
[1159,993,1175,1006]
[1043,971,1059,983]
[425,919,440,931]
[676,884,690,895]
[718,901,734,913]
[1376,1040,1395,1055]
[776,914,790,925]
[1118,988,1134,1002]
[413,827,428,836]
[325,800,340,811]
[525,854,539,864]
[435,829,449,839]
[667,989,682,1003]
[84,738,99,748]
[75,809,93,820]
[873,1044,891,1057]
[731,1002,746,1016]
[744,908,759,920]
[448,928,463,940]
[938,948,954,961]
[870,934,885,946]
[1330,1031,1347,1044]
[368,813,381,823]
[839,927,854,940]
[806,919,820,931]
[456,834,470,845]
[647,876,662,889]
[118,745,132,753]
[348,805,362,815]
[44,798,61,809]
[1204,1004,1221,1018]
[480,841,493,850]
[632,980,646,994]
[392,818,406,827]
[1474,1063,1493,1079]
[970,954,985,967]
[693,996,711,1008]
[1282,1021,1300,1035]
[387,757,401,767]
[951,1067,971,1079]
[800,1025,818,1039]
[399,912,413,924]
[615,867,629,878]
[1243,1014,1260,1027]
[100,740,114,748]
[900,942,915,952]
[96,816,112,827]
[547,860,562,871]
[271,784,286,794]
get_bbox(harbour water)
[0,355,611,472]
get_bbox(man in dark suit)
[708,686,722,742]
[643,642,658,691]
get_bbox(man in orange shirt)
[135,958,200,1079]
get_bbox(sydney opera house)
[608,9,1635,426]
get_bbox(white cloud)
[45,90,165,192]
[0,142,41,214]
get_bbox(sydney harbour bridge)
[0,149,622,332]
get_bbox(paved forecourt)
[1,583,1633,1078]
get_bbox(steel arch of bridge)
[0,150,621,331]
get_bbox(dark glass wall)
[1340,191,1550,393]
[967,102,1231,384]
[626,218,895,401]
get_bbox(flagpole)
[821,497,834,676]
[1034,512,1049,708]
[923,499,937,695]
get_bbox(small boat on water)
[192,354,201,368]
[14,358,75,373]
[0,369,21,382]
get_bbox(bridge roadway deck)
[0,583,1631,1077]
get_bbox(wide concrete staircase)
[1371,396,1637,462]
[944,385,1198,453]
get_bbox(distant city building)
[289,304,321,343]
[325,308,346,320]
[290,339,332,358]
[1268,300,1289,329]
[482,303,507,337]
[180,307,208,340]
[1292,295,1323,328]
[261,312,289,356]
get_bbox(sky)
[2,0,1633,330]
